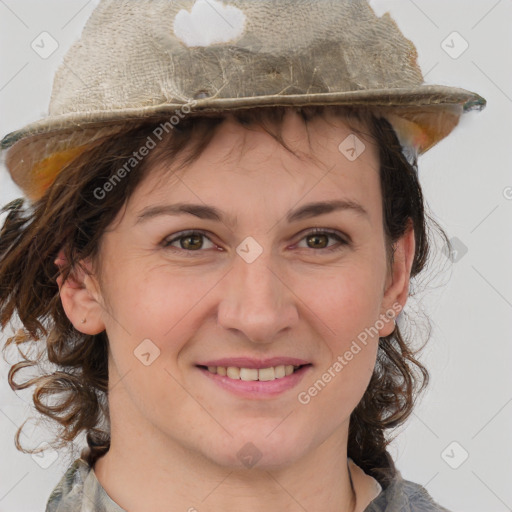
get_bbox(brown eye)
[296,229,348,252]
[164,231,216,251]
[306,233,330,249]
[180,234,203,250]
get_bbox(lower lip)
[197,365,312,399]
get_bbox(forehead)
[128,110,382,223]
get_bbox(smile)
[196,362,313,399]
[200,364,306,381]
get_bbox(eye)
[163,230,217,252]
[162,228,349,254]
[295,228,349,252]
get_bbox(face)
[65,110,413,470]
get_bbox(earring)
[81,318,87,324]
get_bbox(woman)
[0,1,485,511]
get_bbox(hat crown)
[50,0,424,116]
[1,0,486,201]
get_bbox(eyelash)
[162,228,349,254]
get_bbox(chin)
[200,427,311,471]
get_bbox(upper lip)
[197,357,311,369]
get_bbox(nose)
[217,250,299,344]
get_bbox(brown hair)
[0,105,448,487]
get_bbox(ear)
[378,220,415,337]
[54,249,106,335]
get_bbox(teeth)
[275,365,286,378]
[227,366,240,379]
[205,364,303,381]
[240,368,259,381]
[258,367,275,381]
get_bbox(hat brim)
[1,84,486,200]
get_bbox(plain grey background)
[0,1,511,511]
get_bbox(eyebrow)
[135,199,369,227]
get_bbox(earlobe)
[54,249,106,335]
[379,221,415,337]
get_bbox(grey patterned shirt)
[46,458,451,512]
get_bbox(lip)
[196,363,313,399]
[197,357,311,369]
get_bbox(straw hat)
[1,0,486,201]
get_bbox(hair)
[0,105,449,487]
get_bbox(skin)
[58,109,415,512]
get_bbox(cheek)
[292,259,384,397]
[99,262,228,384]
[295,273,381,427]
[314,278,380,388]
[100,255,209,334]
[298,259,386,341]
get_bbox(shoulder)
[45,457,124,512]
[45,458,91,512]
[364,471,452,512]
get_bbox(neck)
[93,365,358,512]
[94,415,356,511]
[95,447,356,512]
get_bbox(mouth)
[196,363,311,382]
[195,361,313,399]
